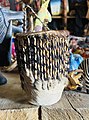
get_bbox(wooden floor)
[0,70,89,120]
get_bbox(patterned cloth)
[0,7,7,43]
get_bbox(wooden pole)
[86,0,89,19]
[62,0,68,30]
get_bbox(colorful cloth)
[69,53,83,71]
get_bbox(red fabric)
[0,0,10,7]
[15,0,22,11]
[0,0,3,2]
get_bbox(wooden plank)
[42,91,89,120]
[0,72,38,120]
[1,72,89,120]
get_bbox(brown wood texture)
[42,91,89,120]
[0,72,89,120]
[86,0,89,19]
[62,0,68,29]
